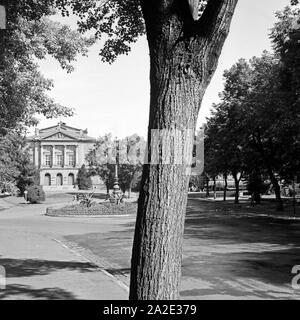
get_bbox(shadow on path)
[0,258,98,278]
[0,284,76,300]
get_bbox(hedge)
[46,202,137,216]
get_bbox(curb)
[45,212,135,218]
[52,237,130,293]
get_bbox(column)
[35,143,39,166]
[75,145,79,167]
[52,145,55,167]
[39,144,42,168]
[64,145,67,167]
[32,143,35,166]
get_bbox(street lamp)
[24,190,28,204]
[0,4,6,30]
[113,138,121,197]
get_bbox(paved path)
[1,195,300,300]
[0,196,128,300]
[63,199,300,300]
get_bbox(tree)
[189,175,205,191]
[206,46,300,211]
[205,99,247,204]
[0,133,22,193]
[270,6,300,183]
[87,133,145,196]
[119,134,145,197]
[16,160,40,196]
[77,165,92,190]
[0,132,39,195]
[26,185,46,204]
[240,53,295,211]
[56,0,239,299]
[86,133,116,194]
[246,171,269,205]
[130,0,239,300]
[0,1,94,134]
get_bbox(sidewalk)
[0,199,128,300]
[188,196,300,221]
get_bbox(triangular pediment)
[26,122,96,142]
[41,132,77,141]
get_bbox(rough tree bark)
[130,0,238,300]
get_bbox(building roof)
[27,122,96,142]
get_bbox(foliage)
[16,163,40,196]
[51,0,297,64]
[47,202,137,216]
[74,193,95,207]
[0,132,39,195]
[205,45,300,209]
[246,172,270,204]
[55,0,145,63]
[87,133,115,193]
[107,191,125,205]
[0,2,94,134]
[189,175,205,191]
[26,185,46,204]
[87,133,145,194]
[77,165,92,190]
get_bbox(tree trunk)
[130,0,238,300]
[206,175,210,197]
[293,176,296,216]
[213,176,217,199]
[253,132,283,211]
[233,174,240,204]
[223,173,228,201]
[268,171,283,211]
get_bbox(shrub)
[27,185,46,204]
[77,165,92,190]
[47,202,137,216]
[76,193,95,207]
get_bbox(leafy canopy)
[0,0,94,133]
[55,0,144,63]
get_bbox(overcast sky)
[35,0,293,139]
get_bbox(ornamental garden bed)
[46,202,137,216]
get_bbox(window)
[68,154,75,166]
[56,154,63,166]
[45,154,51,166]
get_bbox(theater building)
[27,122,97,191]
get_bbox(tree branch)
[198,0,238,36]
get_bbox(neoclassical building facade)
[27,122,96,190]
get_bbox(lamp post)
[24,190,28,204]
[113,138,121,197]
[0,3,6,30]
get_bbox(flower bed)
[46,202,137,216]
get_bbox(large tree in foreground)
[59,0,238,299]
[130,0,238,300]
